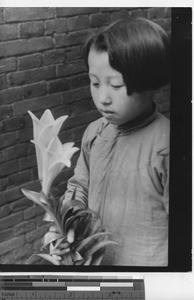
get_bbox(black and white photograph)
[0,5,192,277]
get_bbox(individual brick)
[28,36,54,53]
[45,65,57,80]
[43,49,66,65]
[45,18,67,35]
[0,57,17,74]
[2,115,25,133]
[0,87,23,104]
[8,68,45,87]
[0,160,18,178]
[48,78,70,94]
[0,24,18,41]
[23,82,47,99]
[18,54,43,71]
[67,15,90,32]
[0,40,29,58]
[20,21,44,38]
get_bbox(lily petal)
[40,109,55,127]
[43,161,66,197]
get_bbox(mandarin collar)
[115,102,157,136]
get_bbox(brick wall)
[0,7,171,264]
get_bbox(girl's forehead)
[88,49,122,78]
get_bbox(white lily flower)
[32,136,79,198]
[28,109,68,182]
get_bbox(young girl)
[63,17,170,266]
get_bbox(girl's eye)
[111,84,124,89]
[91,82,99,88]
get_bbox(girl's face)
[88,48,153,126]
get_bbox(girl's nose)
[98,87,111,105]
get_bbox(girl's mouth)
[100,110,114,115]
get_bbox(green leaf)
[91,253,104,265]
[84,256,92,265]
[75,232,111,253]
[85,240,118,260]
[61,199,86,222]
[21,188,48,206]
[63,209,93,234]
[22,188,63,235]
[73,251,84,265]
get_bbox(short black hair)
[84,17,170,95]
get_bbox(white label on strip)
[100,282,133,287]
[67,286,101,291]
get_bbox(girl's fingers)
[67,228,75,244]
